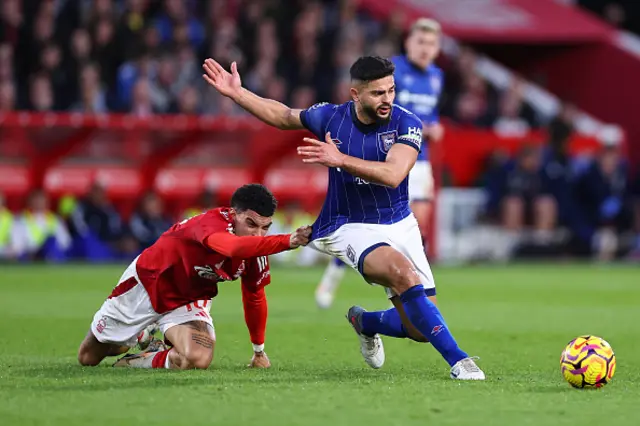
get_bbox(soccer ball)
[560,335,616,389]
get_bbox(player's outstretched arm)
[204,226,311,258]
[297,132,417,188]
[202,59,305,130]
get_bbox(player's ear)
[349,86,359,102]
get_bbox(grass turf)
[0,263,638,426]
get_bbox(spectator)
[493,80,535,137]
[129,78,155,116]
[572,146,633,260]
[290,86,316,109]
[0,0,23,47]
[172,85,200,114]
[93,18,119,88]
[129,192,172,250]
[499,146,557,239]
[40,43,73,108]
[149,54,177,112]
[73,63,108,113]
[154,0,205,49]
[0,192,17,260]
[116,51,154,109]
[70,183,123,244]
[0,43,14,82]
[12,190,71,260]
[0,80,16,111]
[27,72,56,111]
[70,28,93,66]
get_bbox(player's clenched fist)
[248,351,271,369]
[290,225,312,248]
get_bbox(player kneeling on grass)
[77,184,311,369]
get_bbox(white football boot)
[450,356,485,380]
[113,339,169,368]
[136,323,159,350]
[346,306,385,369]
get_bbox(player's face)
[233,209,273,237]
[354,75,396,123]
[406,30,440,69]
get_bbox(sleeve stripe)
[395,139,421,152]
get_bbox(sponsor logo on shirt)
[194,265,223,281]
[309,102,329,110]
[398,127,422,149]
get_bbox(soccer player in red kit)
[77,184,311,370]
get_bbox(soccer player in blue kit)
[315,18,445,309]
[202,52,484,379]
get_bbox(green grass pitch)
[0,263,638,426]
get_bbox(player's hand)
[202,58,242,100]
[424,122,444,142]
[289,225,312,248]
[298,132,346,168]
[248,351,271,368]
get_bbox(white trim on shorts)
[310,214,436,299]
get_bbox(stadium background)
[1,0,639,264]
[1,2,640,425]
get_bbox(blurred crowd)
[0,0,548,133]
[0,184,221,262]
[1,0,639,262]
[0,184,324,263]
[478,108,640,261]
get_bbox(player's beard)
[362,102,392,125]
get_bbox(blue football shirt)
[300,101,423,239]
[392,55,443,161]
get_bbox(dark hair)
[350,56,395,82]
[230,184,277,217]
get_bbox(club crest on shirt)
[377,130,397,154]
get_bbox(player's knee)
[183,346,213,370]
[77,347,100,367]
[386,260,420,294]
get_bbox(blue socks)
[362,285,467,367]
[362,307,408,339]
[400,285,467,366]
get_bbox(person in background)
[572,145,633,261]
[499,145,557,242]
[12,189,71,260]
[129,191,173,250]
[181,189,217,220]
[71,182,123,245]
[0,192,17,260]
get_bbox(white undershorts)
[310,214,436,298]
[90,257,215,347]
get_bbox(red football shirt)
[135,208,287,314]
